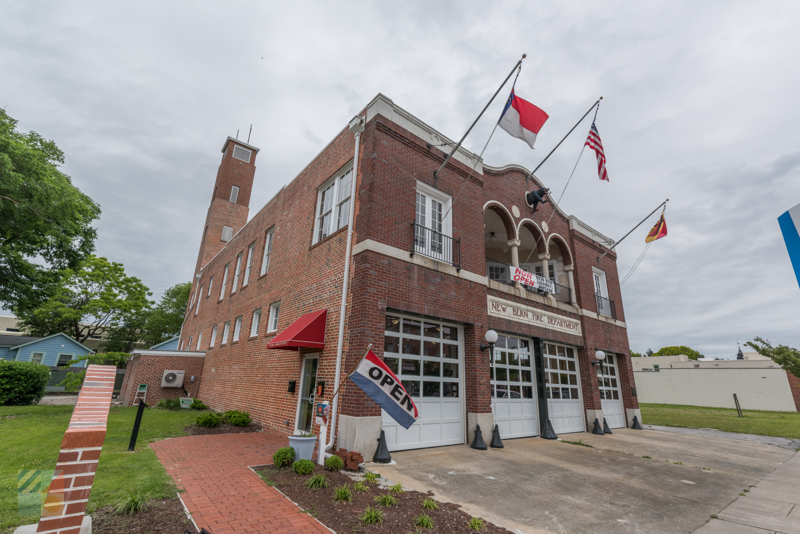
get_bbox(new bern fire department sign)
[487,295,582,336]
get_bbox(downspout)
[325,115,365,455]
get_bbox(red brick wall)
[119,354,205,407]
[786,370,800,412]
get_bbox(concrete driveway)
[369,428,795,534]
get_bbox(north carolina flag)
[498,89,549,149]
[349,350,419,429]
[645,214,668,243]
[778,203,800,289]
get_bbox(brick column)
[37,364,116,534]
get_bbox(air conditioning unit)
[161,370,185,388]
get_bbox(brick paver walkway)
[150,432,330,534]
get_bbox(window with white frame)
[222,321,230,344]
[233,316,242,342]
[250,308,261,337]
[313,166,353,244]
[231,253,243,293]
[207,276,214,296]
[230,185,240,203]
[260,227,274,276]
[188,335,193,350]
[196,332,203,350]
[221,226,233,242]
[210,325,217,347]
[592,267,612,317]
[31,352,44,364]
[56,354,72,367]
[243,242,255,286]
[220,263,229,300]
[413,181,452,260]
[195,285,203,315]
[268,302,280,332]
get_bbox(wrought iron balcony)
[596,295,617,320]
[411,223,460,271]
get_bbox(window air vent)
[232,145,251,163]
[230,186,240,203]
[221,226,233,242]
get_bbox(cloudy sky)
[3,1,799,359]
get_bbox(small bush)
[157,398,181,410]
[360,506,383,525]
[190,399,208,410]
[115,489,149,514]
[353,481,368,492]
[305,473,329,490]
[273,447,295,468]
[389,482,404,494]
[333,484,352,503]
[221,409,252,426]
[325,455,344,472]
[0,361,51,406]
[415,514,434,529]
[293,459,315,475]
[375,494,397,507]
[363,472,380,484]
[195,412,222,427]
[422,498,439,511]
[468,517,486,531]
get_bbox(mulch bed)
[92,498,197,534]
[184,422,262,435]
[253,464,513,534]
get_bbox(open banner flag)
[645,213,668,243]
[349,350,419,429]
[778,202,800,289]
[498,89,549,149]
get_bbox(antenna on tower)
[247,124,253,144]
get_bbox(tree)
[17,256,152,344]
[631,351,642,358]
[0,109,100,313]
[653,346,704,360]
[59,352,129,391]
[747,337,800,379]
[645,348,654,357]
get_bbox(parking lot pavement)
[368,428,795,534]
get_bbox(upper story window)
[57,354,72,367]
[210,325,217,347]
[221,226,233,242]
[207,276,214,296]
[268,302,281,333]
[250,308,261,337]
[195,285,203,315]
[188,335,193,350]
[31,352,44,364]
[592,267,613,318]
[260,227,274,276]
[232,145,251,163]
[222,321,231,344]
[230,186,240,203]
[231,253,243,294]
[243,242,255,286]
[220,263,230,300]
[313,166,353,244]
[196,332,203,350]
[413,181,453,263]
[233,316,243,342]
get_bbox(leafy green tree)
[59,352,129,391]
[747,337,800,380]
[0,109,100,313]
[17,256,152,344]
[645,348,654,357]
[653,346,704,360]
[631,351,642,357]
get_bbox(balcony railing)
[411,223,460,271]
[485,258,572,304]
[596,295,617,320]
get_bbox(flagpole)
[327,343,372,402]
[525,97,603,183]
[597,199,669,262]
[434,54,526,181]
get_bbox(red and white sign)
[509,266,555,293]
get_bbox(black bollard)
[128,400,147,451]
[490,424,504,448]
[591,418,605,435]
[541,419,558,440]
[373,430,392,463]
[603,418,613,434]
[631,415,643,430]
[470,424,487,450]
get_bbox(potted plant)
[288,430,317,461]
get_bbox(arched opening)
[545,234,573,303]
[484,204,516,284]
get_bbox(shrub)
[305,473,329,490]
[221,409,252,426]
[190,399,208,410]
[115,489,149,514]
[195,413,221,427]
[360,506,383,525]
[333,484,352,503]
[389,483,404,494]
[353,481,368,492]
[363,472,380,484]
[292,459,315,475]
[0,361,51,405]
[415,514,434,529]
[325,455,344,472]
[422,498,439,511]
[156,398,181,410]
[374,494,396,507]
[468,517,486,531]
[273,447,295,468]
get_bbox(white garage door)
[491,335,538,439]
[543,342,585,434]
[599,353,625,428]
[381,314,464,451]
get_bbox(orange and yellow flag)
[645,214,667,243]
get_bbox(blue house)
[149,336,180,351]
[0,333,92,367]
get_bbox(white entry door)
[599,353,625,428]
[381,314,464,451]
[543,342,585,434]
[491,335,538,439]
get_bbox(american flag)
[585,122,609,181]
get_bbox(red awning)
[267,309,328,351]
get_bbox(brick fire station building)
[169,94,639,457]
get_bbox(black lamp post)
[591,350,609,434]
[479,329,498,378]
[477,330,502,449]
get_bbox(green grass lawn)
[640,403,800,440]
[0,404,200,533]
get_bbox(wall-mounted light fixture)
[479,330,499,379]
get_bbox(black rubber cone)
[373,430,392,463]
[631,415,643,430]
[603,418,613,434]
[541,419,558,440]
[490,424,504,448]
[470,424,487,450]
[591,418,605,435]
